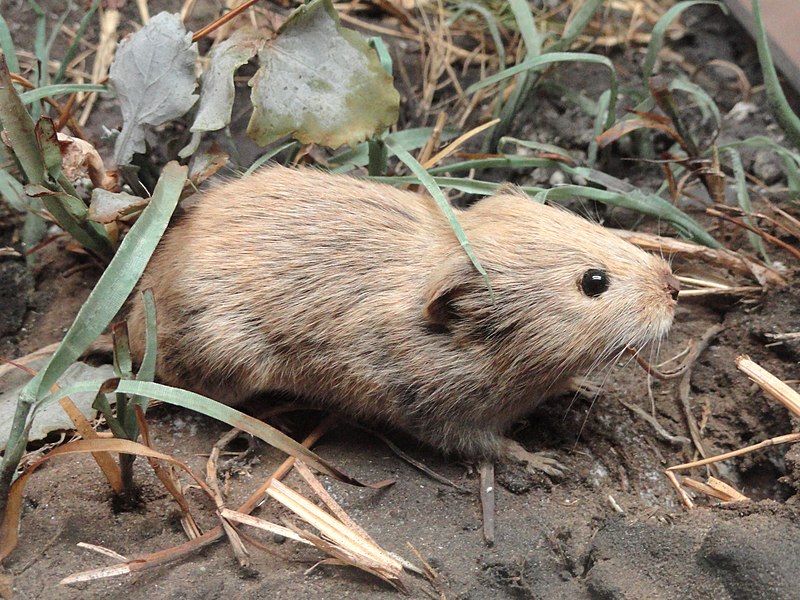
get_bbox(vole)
[127,165,679,474]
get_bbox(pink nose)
[665,273,680,301]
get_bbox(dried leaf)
[596,116,682,149]
[57,133,118,191]
[247,0,399,148]
[110,12,198,165]
[88,189,148,223]
[188,144,229,186]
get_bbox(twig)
[627,344,694,380]
[706,208,800,260]
[679,324,725,465]
[62,417,337,582]
[668,433,800,473]
[479,462,495,546]
[373,431,468,491]
[616,397,690,446]
[735,355,800,418]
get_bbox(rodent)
[127,165,679,464]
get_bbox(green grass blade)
[114,380,375,487]
[466,52,618,129]
[668,77,721,128]
[0,162,187,496]
[27,0,48,88]
[0,168,26,211]
[54,0,101,83]
[131,289,158,412]
[29,161,187,399]
[427,156,558,175]
[329,126,459,170]
[368,37,393,75]
[19,83,107,105]
[448,2,505,69]
[642,1,724,82]
[243,142,300,176]
[484,0,541,151]
[719,136,800,193]
[508,0,541,57]
[383,139,494,299]
[370,174,720,248]
[0,15,19,74]
[549,0,604,52]
[0,53,45,184]
[752,0,800,149]
[44,4,72,68]
[588,89,611,165]
[726,148,769,261]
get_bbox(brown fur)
[127,166,678,459]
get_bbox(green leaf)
[247,0,399,149]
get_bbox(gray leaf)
[179,30,263,158]
[247,0,399,149]
[110,12,199,166]
[0,361,116,451]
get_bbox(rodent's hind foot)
[502,438,565,478]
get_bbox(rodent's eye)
[580,269,609,297]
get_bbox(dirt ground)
[1,2,800,599]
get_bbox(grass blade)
[384,138,494,299]
[0,52,45,185]
[19,83,107,105]
[0,163,187,509]
[54,0,101,83]
[370,174,720,248]
[549,0,604,52]
[726,148,769,261]
[642,1,725,82]
[0,15,19,74]
[112,380,378,488]
[466,52,618,130]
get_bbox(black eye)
[580,269,609,297]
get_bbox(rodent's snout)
[665,272,680,301]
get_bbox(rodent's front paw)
[502,438,565,478]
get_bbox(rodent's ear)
[422,256,473,327]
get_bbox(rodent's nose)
[665,272,680,301]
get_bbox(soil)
[1,2,800,599]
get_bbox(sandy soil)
[1,2,799,599]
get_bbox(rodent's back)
[127,166,678,458]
